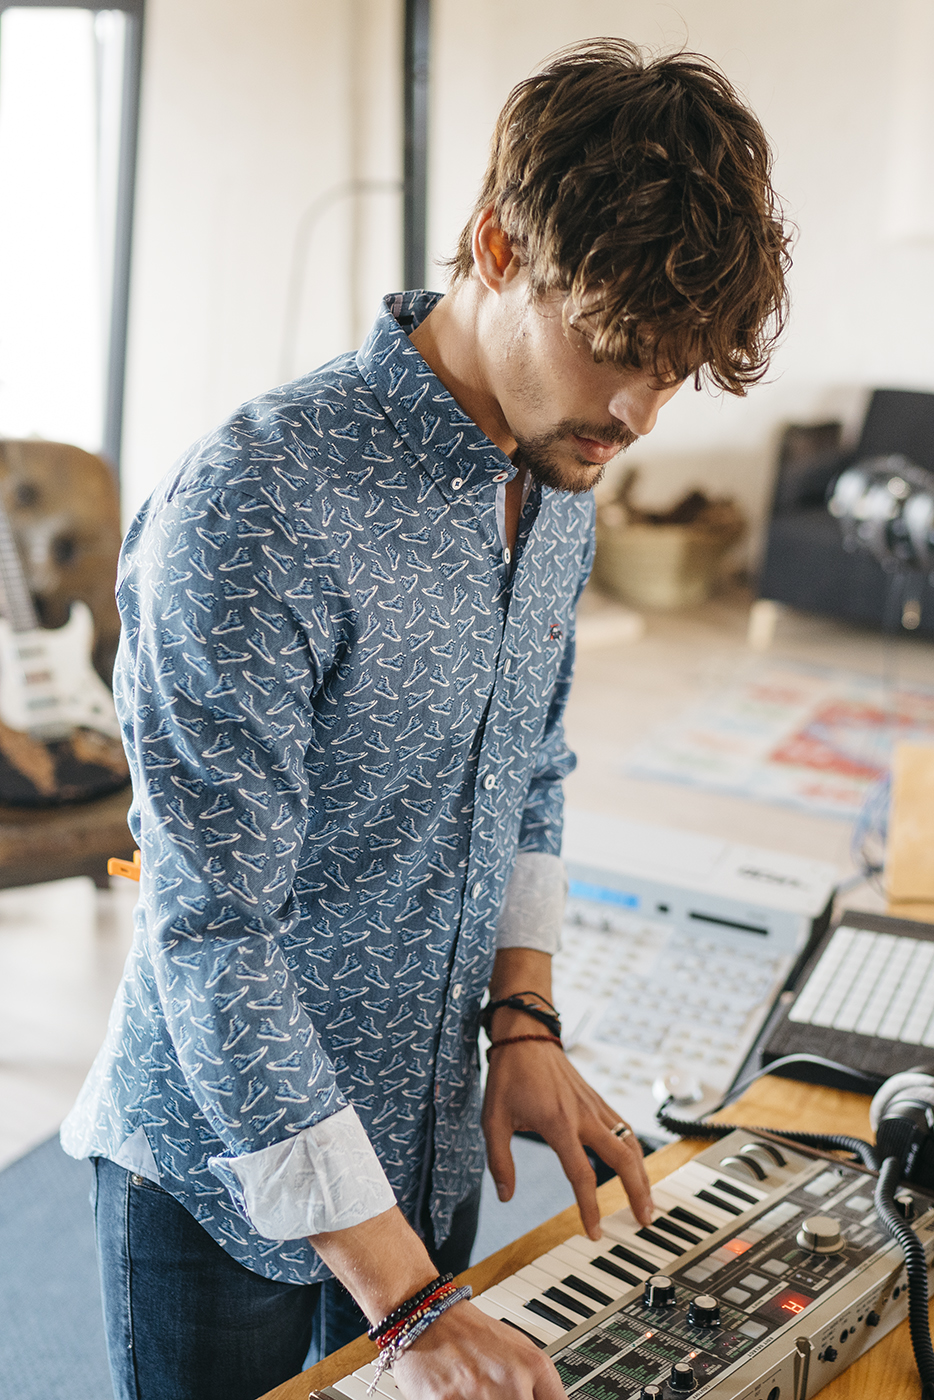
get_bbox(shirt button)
[452,477,463,490]
[482,773,497,790]
[492,471,509,483]
[452,983,463,998]
[503,547,512,565]
[471,882,483,900]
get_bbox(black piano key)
[649,1216,702,1246]
[696,1188,741,1216]
[562,1274,613,1307]
[712,1177,759,1206]
[544,1286,595,1319]
[670,1205,716,1234]
[501,1318,546,1348]
[590,1255,641,1286]
[609,1242,657,1273]
[525,1297,575,1329]
[635,1226,683,1255]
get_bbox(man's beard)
[513,419,639,494]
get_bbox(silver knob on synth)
[669,1361,698,1392]
[796,1215,844,1253]
[687,1294,721,1328]
[642,1274,677,1308]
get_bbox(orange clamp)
[108,849,141,882]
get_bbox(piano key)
[355,1365,404,1399]
[540,1286,595,1320]
[665,1204,717,1235]
[696,1188,742,1216]
[646,1215,703,1247]
[710,1176,762,1207]
[331,1377,375,1400]
[653,1180,736,1227]
[525,1250,615,1306]
[496,1275,579,1328]
[559,1235,645,1287]
[680,1160,766,1204]
[548,1242,639,1295]
[472,1294,555,1346]
[634,1225,685,1255]
[484,1283,569,1336]
[599,1215,686,1269]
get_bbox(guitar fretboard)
[0,494,39,633]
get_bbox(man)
[63,37,788,1400]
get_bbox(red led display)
[759,1288,815,1324]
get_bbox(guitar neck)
[0,497,39,632]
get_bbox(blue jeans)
[91,1157,480,1400]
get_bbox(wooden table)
[260,1074,929,1400]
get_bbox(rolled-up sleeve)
[495,851,568,955]
[117,482,394,1235]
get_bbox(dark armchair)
[757,389,934,638]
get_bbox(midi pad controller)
[316,1128,934,1400]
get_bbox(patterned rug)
[625,661,934,819]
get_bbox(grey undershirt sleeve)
[495,850,567,956]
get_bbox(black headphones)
[870,1066,934,1187]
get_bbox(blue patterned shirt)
[62,291,595,1283]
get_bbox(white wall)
[122,0,934,565]
[427,0,934,561]
[121,0,402,520]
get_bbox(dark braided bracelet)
[480,992,562,1041]
[367,1273,454,1341]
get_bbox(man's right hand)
[393,1298,567,1399]
[308,1206,568,1398]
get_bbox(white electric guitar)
[0,497,127,804]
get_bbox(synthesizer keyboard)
[315,1129,934,1400]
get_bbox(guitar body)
[0,602,129,807]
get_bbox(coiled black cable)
[874,1155,934,1400]
[655,1101,881,1172]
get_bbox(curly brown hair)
[447,38,791,394]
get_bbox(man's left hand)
[482,1036,654,1237]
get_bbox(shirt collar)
[355,291,520,496]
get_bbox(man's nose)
[608,381,679,436]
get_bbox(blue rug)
[0,1133,572,1400]
[0,1136,110,1400]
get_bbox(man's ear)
[472,209,522,293]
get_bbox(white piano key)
[331,1376,375,1400]
[652,1177,737,1227]
[548,1240,639,1295]
[471,1294,555,1346]
[496,1275,579,1328]
[482,1284,568,1338]
[355,1365,404,1399]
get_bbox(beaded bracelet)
[367,1284,472,1393]
[486,1032,563,1062]
[480,991,562,1042]
[375,1281,460,1350]
[367,1272,453,1341]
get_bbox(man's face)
[487,284,685,494]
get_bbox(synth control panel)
[316,1129,934,1400]
[548,1131,934,1399]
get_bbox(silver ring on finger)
[610,1120,633,1141]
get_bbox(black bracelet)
[367,1273,454,1341]
[480,993,562,1042]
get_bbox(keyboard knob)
[669,1361,698,1391]
[687,1294,721,1328]
[796,1216,844,1253]
[639,1387,663,1400]
[718,1153,767,1181]
[643,1274,676,1308]
[895,1192,916,1222]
